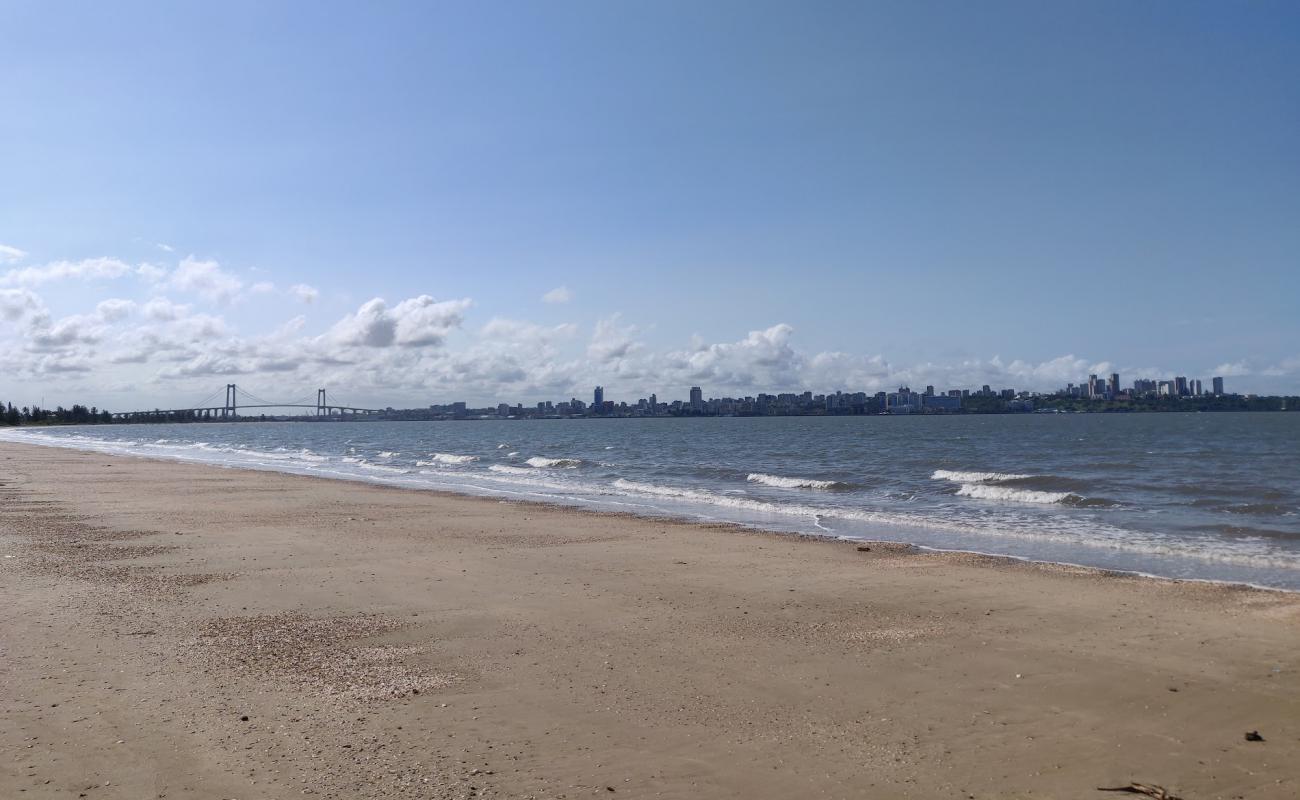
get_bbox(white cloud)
[660,323,801,390]
[1212,361,1253,377]
[142,297,190,321]
[1,257,134,286]
[169,256,244,304]
[156,242,175,253]
[392,296,471,346]
[0,243,28,264]
[250,281,277,294]
[542,286,573,304]
[1260,356,1300,378]
[136,263,168,282]
[481,317,578,343]
[289,283,319,304]
[327,295,471,349]
[587,314,642,363]
[0,288,43,322]
[95,299,136,322]
[27,314,104,352]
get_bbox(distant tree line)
[0,402,113,426]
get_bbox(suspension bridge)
[111,385,388,422]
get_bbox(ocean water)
[4,413,1299,590]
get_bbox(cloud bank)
[0,251,1294,409]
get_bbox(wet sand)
[2,440,1298,799]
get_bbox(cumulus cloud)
[169,256,244,304]
[0,288,44,322]
[0,243,28,264]
[542,286,573,304]
[136,263,168,282]
[142,296,190,321]
[588,314,643,363]
[289,283,319,304]
[26,314,104,352]
[1,257,135,286]
[327,296,471,349]
[95,299,136,322]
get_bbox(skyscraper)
[593,386,604,407]
[1213,376,1224,395]
[1108,373,1119,396]
[689,386,703,411]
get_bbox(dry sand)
[1,440,1297,799]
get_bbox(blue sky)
[2,1,1298,408]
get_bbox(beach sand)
[2,441,1298,799]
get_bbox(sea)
[3,413,1298,590]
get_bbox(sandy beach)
[1,441,1297,800]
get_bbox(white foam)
[956,483,1073,504]
[489,465,534,476]
[747,472,845,490]
[932,469,1032,483]
[355,461,410,474]
[377,451,399,458]
[417,453,478,466]
[525,456,582,468]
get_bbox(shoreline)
[3,429,1295,594]
[3,440,1299,798]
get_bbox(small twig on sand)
[1097,783,1183,800]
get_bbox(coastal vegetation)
[0,402,111,426]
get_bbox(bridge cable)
[187,387,225,409]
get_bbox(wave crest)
[747,473,849,490]
[525,456,582,468]
[488,465,534,476]
[416,453,478,466]
[932,469,1032,483]
[956,483,1074,504]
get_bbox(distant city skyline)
[3,3,1298,407]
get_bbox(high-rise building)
[648,393,657,411]
[1087,374,1102,398]
[1174,376,1188,396]
[689,386,703,411]
[1213,376,1224,395]
[1108,373,1119,396]
[593,386,604,408]
[1193,379,1202,396]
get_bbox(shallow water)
[5,413,1299,589]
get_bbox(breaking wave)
[525,456,583,468]
[488,464,535,476]
[747,473,850,490]
[932,469,1032,483]
[416,453,479,466]
[956,483,1075,505]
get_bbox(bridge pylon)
[225,383,237,418]
[316,388,327,417]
